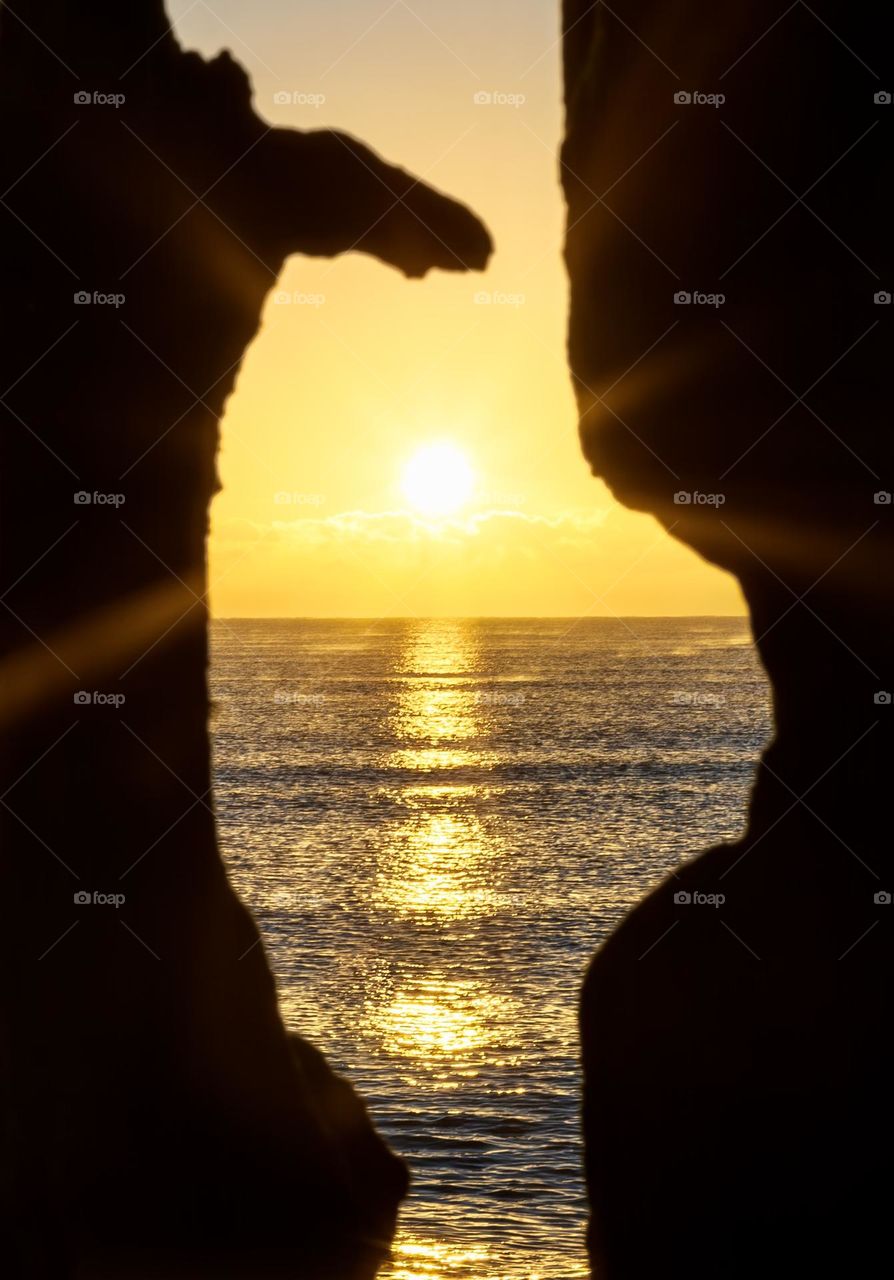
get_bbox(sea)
[209,617,772,1279]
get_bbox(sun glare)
[401,442,475,518]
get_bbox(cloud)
[207,501,745,617]
[213,506,613,552]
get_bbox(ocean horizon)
[216,613,750,621]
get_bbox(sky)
[168,0,746,617]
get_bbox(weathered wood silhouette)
[0,4,490,1276]
[563,3,891,1275]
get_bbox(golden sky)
[169,0,745,617]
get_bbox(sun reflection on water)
[369,621,581,1277]
[378,622,506,922]
[376,789,503,919]
[385,621,497,773]
[383,1237,524,1280]
[381,1234,589,1280]
[377,976,496,1059]
[374,622,514,1264]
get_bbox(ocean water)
[209,617,772,1279]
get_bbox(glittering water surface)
[209,618,771,1279]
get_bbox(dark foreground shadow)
[563,3,891,1276]
[0,4,490,1276]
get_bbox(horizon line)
[212,613,750,622]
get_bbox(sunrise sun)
[401,442,475,518]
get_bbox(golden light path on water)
[373,622,587,1278]
[378,625,500,923]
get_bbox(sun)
[401,442,475,517]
